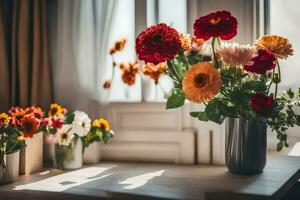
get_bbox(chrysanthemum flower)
[92,118,110,131]
[255,35,293,59]
[136,23,181,64]
[0,113,11,127]
[20,115,40,138]
[182,62,222,103]
[244,49,276,74]
[142,62,167,84]
[193,10,238,41]
[55,124,74,146]
[217,43,257,66]
[48,103,63,118]
[179,33,191,51]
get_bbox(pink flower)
[52,118,64,129]
[217,43,257,66]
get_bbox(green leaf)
[277,141,284,151]
[166,89,185,109]
[190,112,209,121]
[64,113,75,124]
[242,81,267,92]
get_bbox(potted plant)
[135,10,298,175]
[82,118,114,164]
[0,112,25,184]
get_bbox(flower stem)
[211,37,219,68]
[274,59,281,98]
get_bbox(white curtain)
[49,0,119,116]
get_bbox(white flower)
[55,124,74,146]
[70,111,91,137]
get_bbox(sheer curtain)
[48,0,122,114]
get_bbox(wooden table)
[1,155,300,200]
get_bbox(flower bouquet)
[135,10,298,175]
[0,113,25,183]
[45,103,114,169]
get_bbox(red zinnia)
[193,10,238,41]
[251,93,274,116]
[20,115,40,138]
[244,49,276,74]
[52,118,64,129]
[136,23,181,65]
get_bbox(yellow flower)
[182,62,222,103]
[17,135,25,141]
[92,118,110,131]
[48,103,63,118]
[255,35,293,59]
[179,33,191,51]
[0,113,11,126]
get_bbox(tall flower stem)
[274,59,281,98]
[211,37,219,68]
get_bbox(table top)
[1,155,300,200]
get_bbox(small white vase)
[83,142,101,164]
[55,138,83,170]
[0,151,20,184]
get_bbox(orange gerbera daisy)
[255,35,293,59]
[20,115,40,138]
[120,62,140,86]
[182,62,222,103]
[143,62,167,84]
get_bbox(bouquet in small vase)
[0,112,25,183]
[135,10,298,175]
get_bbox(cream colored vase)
[55,138,83,170]
[19,132,43,175]
[83,142,101,164]
[0,151,20,184]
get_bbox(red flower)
[41,118,51,126]
[20,115,40,138]
[136,23,181,64]
[103,80,111,89]
[244,49,276,74]
[193,10,238,41]
[251,93,274,116]
[52,118,64,129]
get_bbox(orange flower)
[182,62,222,103]
[143,62,167,84]
[179,33,191,51]
[25,106,44,119]
[20,115,40,138]
[120,62,140,86]
[255,35,293,59]
[109,39,127,54]
[9,107,25,121]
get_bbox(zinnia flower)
[92,118,110,131]
[136,23,181,64]
[182,62,222,103]
[121,62,140,86]
[142,62,167,84]
[20,115,40,138]
[217,43,257,66]
[48,103,63,118]
[244,49,276,74]
[179,33,191,51]
[55,124,74,146]
[193,10,238,41]
[25,106,44,119]
[70,111,91,137]
[251,93,274,116]
[255,35,293,59]
[0,113,11,127]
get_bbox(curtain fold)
[50,0,119,114]
[0,0,52,111]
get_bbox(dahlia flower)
[244,49,276,74]
[136,23,181,64]
[217,43,257,66]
